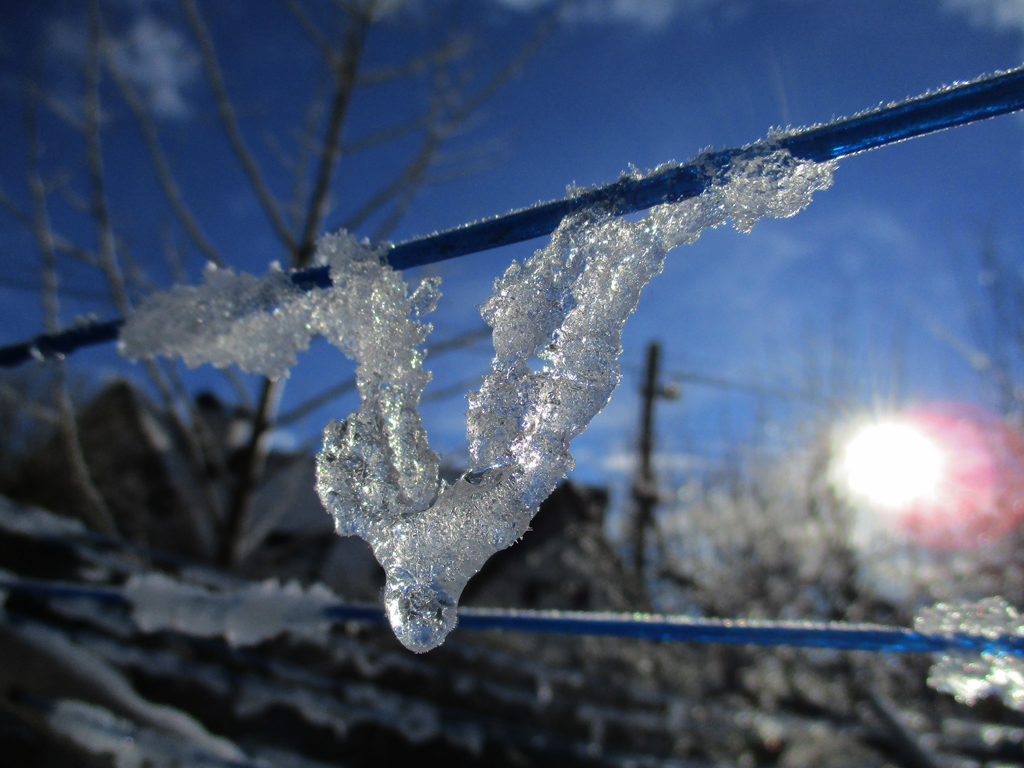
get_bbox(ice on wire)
[916,597,1024,711]
[115,143,834,653]
[317,144,834,651]
[119,234,440,381]
[125,572,342,648]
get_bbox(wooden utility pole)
[629,341,677,578]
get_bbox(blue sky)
[2,0,1024,493]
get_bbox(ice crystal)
[916,597,1024,711]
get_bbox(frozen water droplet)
[384,580,457,653]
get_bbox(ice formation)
[317,144,834,651]
[117,143,834,652]
[916,597,1024,711]
[125,572,342,647]
[119,234,440,380]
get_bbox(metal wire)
[3,65,1023,369]
[1,575,1020,655]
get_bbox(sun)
[835,404,1024,550]
[841,421,945,509]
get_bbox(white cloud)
[45,13,199,119]
[108,16,199,118]
[944,0,1024,34]
[494,0,738,28]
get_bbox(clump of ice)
[317,144,834,652]
[125,572,341,647]
[916,597,1024,711]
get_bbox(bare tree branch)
[160,358,232,489]
[420,373,484,404]
[276,378,355,428]
[52,174,91,215]
[221,368,254,412]
[217,2,377,564]
[160,224,189,284]
[35,88,86,133]
[180,0,297,252]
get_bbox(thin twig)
[355,34,472,86]
[287,78,329,232]
[276,325,489,426]
[343,126,441,233]
[160,358,232,487]
[342,60,449,233]
[35,87,86,132]
[105,48,227,268]
[141,357,222,558]
[276,378,355,428]
[218,377,286,567]
[53,175,91,215]
[0,181,101,268]
[371,150,436,241]
[339,112,432,155]
[160,224,189,284]
[222,369,253,412]
[420,373,483,404]
[26,77,117,537]
[0,381,61,426]
[85,0,130,317]
[295,4,373,266]
[343,8,560,238]
[0,276,108,301]
[282,0,336,64]
[180,0,297,252]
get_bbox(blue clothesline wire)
[1,574,1021,656]
[2,64,1024,369]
